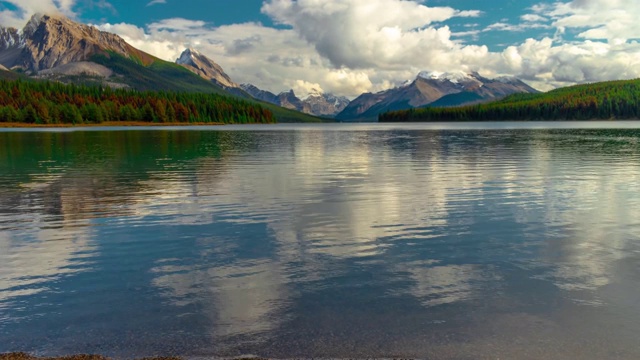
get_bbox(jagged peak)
[240,83,258,90]
[179,47,201,58]
[278,89,296,96]
[185,47,201,55]
[177,48,220,66]
[176,48,196,64]
[22,13,46,36]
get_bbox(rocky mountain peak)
[23,13,45,38]
[0,13,145,72]
[176,48,238,89]
[176,47,200,65]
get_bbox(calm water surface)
[2,123,640,359]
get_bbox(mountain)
[0,13,231,94]
[0,14,322,123]
[380,78,640,122]
[303,90,351,117]
[240,83,279,104]
[0,13,155,73]
[176,48,238,89]
[241,84,350,117]
[336,71,538,121]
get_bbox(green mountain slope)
[423,91,484,108]
[91,53,230,94]
[380,79,640,122]
[93,53,322,122]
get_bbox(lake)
[2,122,640,359]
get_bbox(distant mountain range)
[0,14,540,122]
[240,84,350,117]
[336,71,539,121]
[380,78,640,122]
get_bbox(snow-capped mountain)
[241,84,350,117]
[336,71,538,120]
[176,48,238,89]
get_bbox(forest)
[0,79,275,124]
[379,79,640,122]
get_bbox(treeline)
[380,79,640,122]
[0,80,275,124]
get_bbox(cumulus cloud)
[261,0,481,69]
[90,0,640,96]
[538,0,640,44]
[4,0,640,98]
[497,38,640,90]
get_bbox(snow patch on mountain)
[417,71,473,84]
[495,76,519,84]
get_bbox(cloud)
[0,0,114,27]
[0,0,74,27]
[484,22,552,32]
[146,0,166,6]
[90,0,640,97]
[4,0,640,98]
[261,0,481,70]
[521,14,548,23]
[535,0,640,44]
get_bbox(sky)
[1,0,640,98]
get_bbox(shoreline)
[0,354,271,360]
[0,354,183,360]
[0,122,227,128]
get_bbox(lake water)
[2,122,640,359]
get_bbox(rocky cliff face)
[176,48,238,89]
[0,13,155,73]
[303,92,350,117]
[241,84,350,117]
[277,90,308,113]
[336,72,538,120]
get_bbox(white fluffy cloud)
[540,0,640,44]
[3,0,640,97]
[0,0,74,28]
[261,0,481,69]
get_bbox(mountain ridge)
[380,78,640,122]
[336,71,538,121]
[240,84,350,117]
[176,48,239,89]
[0,14,323,123]
[0,14,157,73]
[0,13,538,123]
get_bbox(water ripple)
[2,126,640,358]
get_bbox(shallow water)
[1,123,640,359]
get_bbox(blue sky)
[1,0,640,97]
[54,0,557,51]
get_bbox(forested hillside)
[0,80,274,124]
[380,79,640,122]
